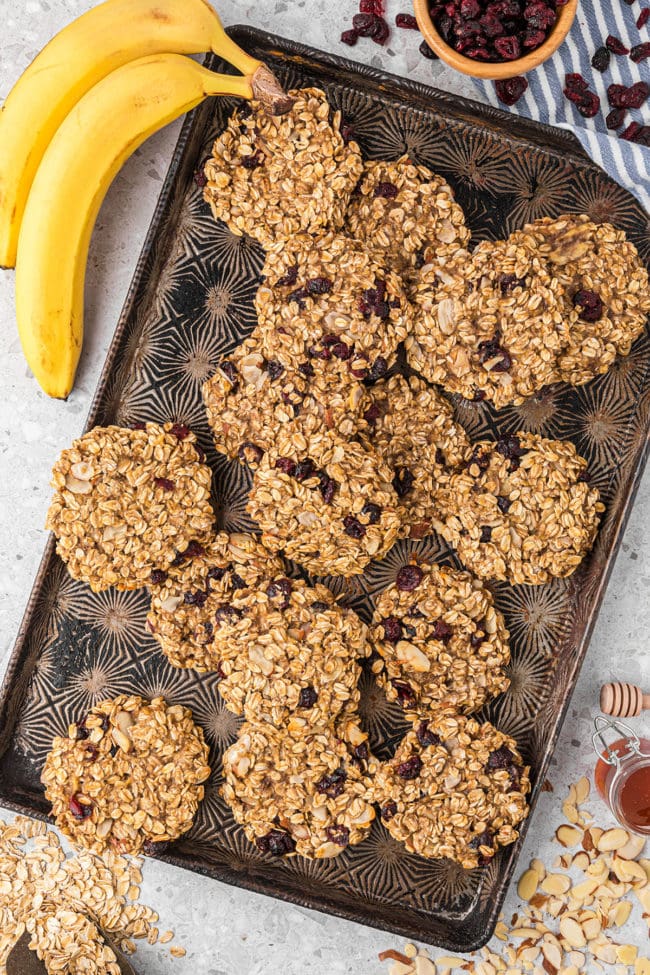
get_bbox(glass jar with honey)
[592,716,650,835]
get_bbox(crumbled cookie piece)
[363,375,470,538]
[345,155,470,293]
[211,577,369,725]
[407,238,568,408]
[203,88,363,248]
[247,428,402,576]
[42,695,211,856]
[146,532,285,672]
[255,230,411,381]
[202,336,372,467]
[435,432,604,585]
[222,714,376,859]
[522,214,650,385]
[45,422,214,592]
[374,713,530,867]
[370,559,510,716]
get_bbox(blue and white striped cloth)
[473,0,650,212]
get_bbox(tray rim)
[0,26,648,952]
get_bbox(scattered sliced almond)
[639,858,650,883]
[389,963,414,975]
[572,852,590,871]
[635,960,650,975]
[556,825,582,848]
[574,777,590,805]
[616,835,645,861]
[591,941,618,965]
[609,901,632,927]
[612,857,647,885]
[541,942,562,970]
[531,859,547,881]
[518,870,539,902]
[405,945,418,959]
[435,958,465,969]
[582,916,602,939]
[633,885,650,912]
[414,956,436,975]
[562,802,580,825]
[541,875,571,896]
[559,916,586,948]
[617,946,638,965]
[597,829,630,853]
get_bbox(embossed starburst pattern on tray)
[0,31,649,952]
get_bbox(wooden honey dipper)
[600,682,650,718]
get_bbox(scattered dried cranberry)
[573,289,603,322]
[206,565,227,584]
[266,359,285,381]
[498,273,526,294]
[361,502,382,524]
[606,107,625,129]
[620,121,643,140]
[341,28,359,45]
[431,619,453,642]
[467,445,491,473]
[624,81,650,108]
[372,15,390,43]
[316,767,347,797]
[591,45,611,72]
[419,39,439,58]
[396,564,424,591]
[331,341,351,360]
[318,473,337,504]
[130,421,146,430]
[368,356,389,380]
[287,286,309,309]
[494,36,521,59]
[75,720,89,741]
[266,577,293,610]
[153,477,175,491]
[637,8,650,28]
[353,12,382,35]
[352,742,370,765]
[487,745,515,769]
[241,149,265,169]
[477,336,512,371]
[396,755,423,779]
[275,457,297,476]
[497,495,512,513]
[149,569,168,585]
[256,829,296,856]
[69,795,92,820]
[631,41,650,61]
[396,12,419,27]
[293,458,317,482]
[374,181,399,198]
[382,616,403,643]
[496,434,524,462]
[298,685,318,708]
[416,722,441,747]
[381,800,398,821]
[325,824,351,847]
[193,163,208,188]
[480,525,493,543]
[214,605,242,625]
[470,829,494,852]
[170,423,190,439]
[276,265,299,288]
[220,361,239,388]
[363,403,382,424]
[184,590,208,608]
[238,442,264,466]
[392,466,415,498]
[308,276,333,295]
[606,35,629,55]
[495,77,528,105]
[343,515,366,539]
[565,85,601,118]
[392,681,417,708]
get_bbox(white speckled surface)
[1,2,649,971]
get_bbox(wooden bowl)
[413,0,579,80]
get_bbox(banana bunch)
[0,0,292,399]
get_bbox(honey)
[593,728,650,836]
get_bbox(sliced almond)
[510,927,540,939]
[616,834,645,860]
[435,958,465,969]
[115,710,134,734]
[586,859,609,880]
[159,594,182,613]
[573,777,590,804]
[568,953,585,967]
[530,893,549,911]
[609,900,632,927]
[389,963,413,975]
[495,922,509,941]
[541,874,571,896]
[64,474,92,494]
[70,461,95,481]
[594,881,626,900]
[582,916,601,939]
[556,825,581,848]
[541,943,562,971]
[597,828,630,853]
[95,818,113,838]
[562,802,580,825]
[591,942,618,965]
[518,869,540,902]
[612,856,647,885]
[571,852,590,871]
[414,957,437,975]
[396,641,430,673]
[111,728,132,753]
[531,859,547,881]
[634,885,650,912]
[635,960,650,975]
[546,897,565,918]
[617,945,638,965]
[570,878,600,902]
[639,858,650,883]
[559,917,586,948]
[560,967,579,975]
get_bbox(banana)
[15,54,255,400]
[0,0,290,269]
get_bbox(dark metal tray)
[1,28,649,952]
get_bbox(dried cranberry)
[75,720,89,741]
[275,457,297,476]
[230,572,246,590]
[82,743,99,761]
[470,829,494,852]
[381,800,398,820]
[266,577,292,610]
[392,466,415,498]
[631,42,650,62]
[416,722,441,747]
[360,0,384,12]
[193,164,208,188]
[498,273,526,294]
[637,8,650,28]
[623,82,650,108]
[396,755,422,779]
[318,473,337,504]
[214,605,242,625]
[352,742,369,765]
[467,445,491,472]
[487,745,515,769]
[149,569,168,586]
[608,84,627,107]
[184,590,208,608]
[494,35,521,59]
[361,502,382,524]
[341,28,359,45]
[620,121,643,141]
[577,469,591,483]
[154,476,175,492]
[480,525,493,543]
[203,621,214,640]
[170,423,190,440]
[308,276,333,295]
[293,459,317,482]
[372,16,390,43]
[266,359,285,380]
[130,421,146,430]
[606,34,629,54]
[396,564,424,591]
[496,434,524,461]
[374,181,399,198]
[368,356,389,381]
[276,265,299,288]
[343,515,366,539]
[316,767,347,797]
[494,76,528,105]
[206,565,227,584]
[241,149,264,169]
[287,286,309,309]
[382,616,403,643]
[431,619,453,642]
[419,38,439,58]
[353,12,381,35]
[573,289,603,322]
[591,46,611,72]
[392,681,417,708]
[340,120,356,144]
[256,829,296,856]
[331,341,351,360]
[497,495,511,513]
[606,107,625,129]
[69,795,92,820]
[363,403,382,424]
[220,361,239,388]
[480,13,505,36]
[298,685,318,708]
[396,12,419,27]
[325,824,350,847]
[477,337,512,371]
[460,0,482,17]
[238,443,264,467]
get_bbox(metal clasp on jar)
[591,715,642,768]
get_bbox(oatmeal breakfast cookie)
[521,214,650,385]
[208,576,369,725]
[407,237,569,408]
[255,230,411,381]
[146,531,285,672]
[202,336,373,467]
[203,88,363,248]
[435,432,604,585]
[42,695,211,856]
[222,714,376,859]
[370,559,510,716]
[363,374,470,538]
[345,155,470,292]
[45,422,214,592]
[247,428,402,576]
[374,713,530,867]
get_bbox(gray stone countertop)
[0,1,648,971]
